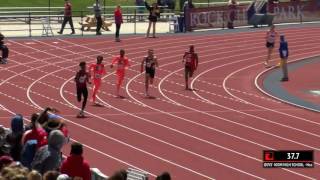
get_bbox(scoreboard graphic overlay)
[263,150,314,168]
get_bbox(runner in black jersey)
[75,61,91,117]
[141,49,159,97]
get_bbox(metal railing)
[0,7,177,37]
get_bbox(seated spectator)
[108,169,127,180]
[23,107,62,149]
[37,107,59,125]
[0,126,10,157]
[0,156,13,171]
[156,172,171,180]
[22,119,47,149]
[0,33,9,64]
[27,170,42,180]
[0,163,29,180]
[60,142,91,180]
[6,114,24,161]
[57,174,71,180]
[25,113,39,131]
[43,170,60,180]
[20,139,38,170]
[43,114,69,141]
[31,130,65,174]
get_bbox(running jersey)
[112,56,129,71]
[184,52,197,67]
[266,31,276,43]
[89,64,105,79]
[145,56,156,69]
[75,70,89,88]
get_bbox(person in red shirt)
[75,61,91,117]
[89,56,106,105]
[110,49,130,98]
[114,5,123,42]
[183,45,198,90]
[60,142,91,180]
[58,0,75,34]
[22,108,51,149]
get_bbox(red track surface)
[1,26,320,179]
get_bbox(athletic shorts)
[145,68,155,78]
[77,87,88,102]
[266,42,274,48]
[185,66,194,78]
[148,16,157,22]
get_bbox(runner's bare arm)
[155,57,159,68]
[195,53,199,68]
[182,52,187,63]
[141,58,145,73]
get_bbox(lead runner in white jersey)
[265,25,278,67]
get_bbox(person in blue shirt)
[279,35,289,81]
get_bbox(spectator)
[60,142,91,180]
[136,0,145,21]
[43,171,60,180]
[145,1,160,38]
[114,5,123,42]
[31,130,65,174]
[93,0,103,35]
[36,107,59,125]
[22,115,48,149]
[227,0,238,29]
[27,170,42,180]
[25,113,39,131]
[0,33,9,64]
[267,0,279,13]
[20,139,38,170]
[43,114,69,141]
[180,0,187,11]
[279,35,289,82]
[57,174,71,180]
[0,156,13,170]
[183,0,194,32]
[58,0,75,35]
[0,126,10,157]
[1,163,29,180]
[156,172,171,180]
[108,169,127,180]
[246,0,256,26]
[6,114,24,161]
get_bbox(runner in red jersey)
[75,61,91,117]
[89,56,106,105]
[183,45,198,90]
[110,49,130,98]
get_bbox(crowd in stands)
[0,107,172,179]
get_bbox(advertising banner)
[186,0,320,30]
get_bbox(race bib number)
[79,75,87,83]
[96,66,101,71]
[95,74,101,79]
[185,54,192,63]
[118,63,124,69]
[282,50,287,57]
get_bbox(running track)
[0,25,320,179]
